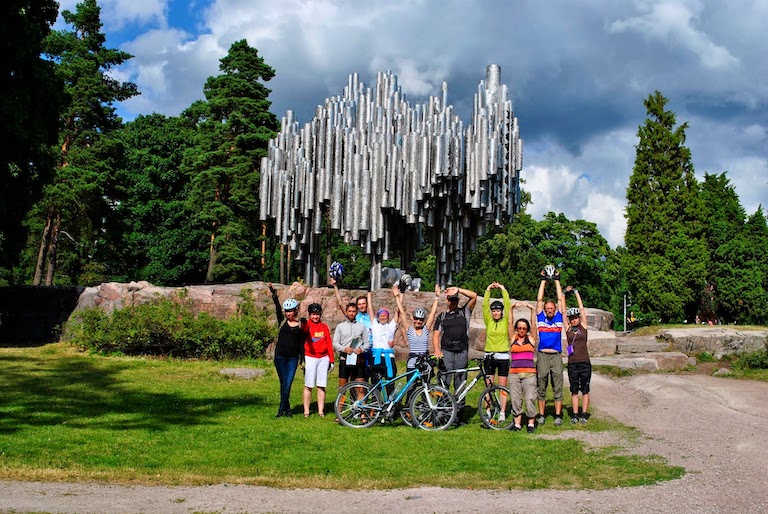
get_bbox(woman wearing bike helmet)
[393,283,440,372]
[564,286,591,424]
[268,284,304,418]
[482,283,513,381]
[302,302,334,418]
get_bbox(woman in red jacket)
[302,303,334,418]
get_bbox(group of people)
[268,265,592,429]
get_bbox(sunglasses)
[515,326,528,331]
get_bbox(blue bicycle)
[334,355,457,431]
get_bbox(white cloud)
[609,0,739,70]
[119,29,223,116]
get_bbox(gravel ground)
[2,372,767,514]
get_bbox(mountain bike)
[436,354,514,430]
[334,355,457,431]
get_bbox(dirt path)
[2,372,767,513]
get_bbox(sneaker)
[498,412,506,422]
[554,415,563,427]
[527,425,535,433]
[536,415,546,425]
[512,424,521,432]
[579,415,588,424]
[570,415,579,424]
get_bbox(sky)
[58,0,767,249]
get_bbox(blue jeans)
[274,355,299,413]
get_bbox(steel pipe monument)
[259,64,523,288]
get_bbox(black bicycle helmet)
[308,303,322,314]
[490,300,504,311]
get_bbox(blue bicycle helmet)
[282,298,299,311]
[329,261,344,280]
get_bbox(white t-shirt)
[370,319,396,350]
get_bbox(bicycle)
[334,355,457,431]
[436,354,515,430]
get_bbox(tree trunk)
[32,210,53,286]
[205,228,217,283]
[279,243,285,284]
[44,211,61,286]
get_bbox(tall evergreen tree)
[624,91,708,322]
[182,40,278,283]
[0,0,64,283]
[26,0,137,285]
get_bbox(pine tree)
[0,0,64,283]
[624,91,708,322]
[182,40,278,283]
[28,0,137,285]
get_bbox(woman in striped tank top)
[509,302,538,432]
[394,284,440,371]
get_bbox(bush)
[733,343,768,370]
[64,293,275,359]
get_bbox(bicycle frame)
[437,357,495,404]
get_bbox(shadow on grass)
[0,353,266,434]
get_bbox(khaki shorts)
[536,352,564,401]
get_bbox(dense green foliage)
[105,114,208,284]
[624,91,708,323]
[20,0,138,286]
[624,92,766,325]
[65,291,275,358]
[182,40,279,283]
[733,343,768,371]
[0,0,63,284]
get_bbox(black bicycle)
[436,354,515,430]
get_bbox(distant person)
[565,286,591,424]
[627,311,637,330]
[393,284,439,373]
[302,303,334,418]
[509,303,538,432]
[268,284,303,418]
[433,285,478,422]
[535,265,566,427]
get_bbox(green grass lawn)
[0,344,683,489]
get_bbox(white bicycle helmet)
[413,307,427,319]
[282,298,299,311]
[566,307,581,317]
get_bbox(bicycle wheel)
[334,381,382,428]
[409,385,457,431]
[478,384,514,430]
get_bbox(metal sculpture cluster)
[259,64,523,288]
